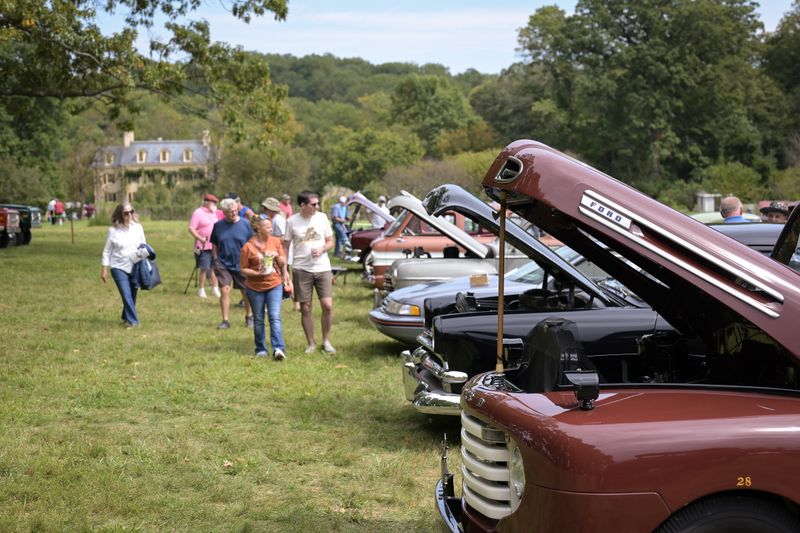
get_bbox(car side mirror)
[563,370,599,410]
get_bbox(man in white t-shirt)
[283,191,336,354]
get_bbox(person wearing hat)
[188,193,222,298]
[370,195,390,228]
[260,197,287,238]
[279,193,293,219]
[761,201,791,224]
[331,195,350,259]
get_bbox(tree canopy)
[1,0,290,143]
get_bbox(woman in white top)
[101,203,148,327]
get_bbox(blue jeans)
[333,223,348,257]
[111,267,139,325]
[246,285,285,354]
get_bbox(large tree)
[0,0,290,143]
[517,0,779,185]
[390,75,478,155]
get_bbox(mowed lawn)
[0,220,461,531]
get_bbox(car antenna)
[496,190,507,374]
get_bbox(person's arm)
[100,227,113,283]
[239,244,261,278]
[188,217,205,244]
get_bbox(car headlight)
[508,438,525,512]
[385,299,420,316]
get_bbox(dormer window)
[105,152,115,165]
[160,149,170,163]
[137,150,147,163]
[182,149,193,163]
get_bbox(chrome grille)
[460,411,511,520]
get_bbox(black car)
[401,193,784,416]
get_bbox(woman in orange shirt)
[240,216,293,359]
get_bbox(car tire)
[21,228,31,245]
[0,231,8,248]
[656,494,800,533]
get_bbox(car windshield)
[504,246,582,284]
[384,208,410,235]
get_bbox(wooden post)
[495,190,507,374]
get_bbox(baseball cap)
[203,193,219,203]
[378,195,387,202]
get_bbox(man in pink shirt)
[189,193,222,298]
[279,193,293,219]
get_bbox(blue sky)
[123,1,796,74]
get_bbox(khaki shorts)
[213,260,246,290]
[292,269,333,302]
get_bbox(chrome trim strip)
[579,201,780,319]
[583,190,783,304]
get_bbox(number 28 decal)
[736,476,752,487]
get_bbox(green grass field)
[0,220,460,531]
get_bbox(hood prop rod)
[496,190,507,374]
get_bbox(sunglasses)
[123,210,134,215]
[308,202,320,207]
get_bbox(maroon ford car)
[437,140,800,532]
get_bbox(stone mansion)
[93,131,213,204]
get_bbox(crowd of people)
[100,190,349,361]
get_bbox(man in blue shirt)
[211,198,253,329]
[330,195,350,258]
[721,196,749,223]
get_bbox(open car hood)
[482,140,800,359]
[387,192,489,258]
[347,192,395,225]
[422,184,616,306]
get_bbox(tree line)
[1,0,799,215]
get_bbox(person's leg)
[110,268,139,325]
[214,263,232,325]
[246,288,267,354]
[265,284,285,352]
[293,269,316,349]
[233,273,252,325]
[315,271,334,351]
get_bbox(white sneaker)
[198,288,207,298]
[274,349,286,361]
[304,344,317,354]
[322,340,336,354]
[211,286,221,298]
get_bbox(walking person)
[283,191,337,354]
[240,216,292,360]
[100,203,149,327]
[331,195,350,258]
[188,193,221,299]
[211,198,253,329]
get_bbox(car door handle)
[396,238,405,242]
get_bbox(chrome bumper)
[436,435,462,532]
[401,347,465,416]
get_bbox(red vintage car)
[367,192,497,289]
[437,140,800,532]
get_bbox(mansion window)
[182,149,193,163]
[160,149,170,163]
[137,150,147,163]
[105,152,115,165]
